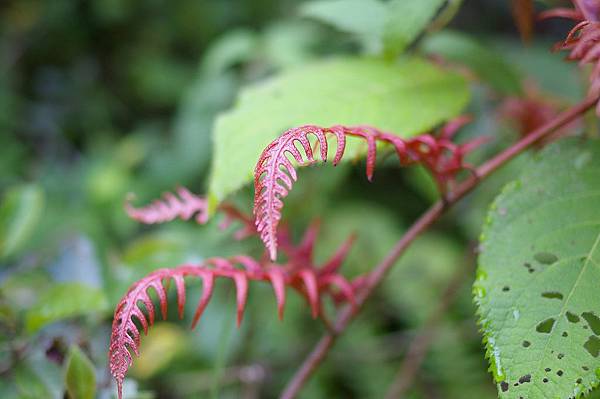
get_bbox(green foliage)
[421,30,522,95]
[475,140,600,398]
[0,184,45,259]
[300,0,387,50]
[382,0,445,58]
[14,363,53,399]
[64,346,96,399]
[3,0,599,398]
[300,0,446,56]
[208,57,469,207]
[25,283,108,333]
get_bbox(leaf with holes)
[207,57,469,209]
[475,139,600,399]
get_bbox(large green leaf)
[208,57,469,208]
[475,140,600,398]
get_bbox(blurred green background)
[0,0,593,398]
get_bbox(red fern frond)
[542,1,600,114]
[126,187,257,240]
[109,227,358,399]
[125,186,208,224]
[254,119,481,260]
[497,83,579,145]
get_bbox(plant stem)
[280,95,599,399]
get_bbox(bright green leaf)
[422,30,522,95]
[25,283,108,333]
[208,57,469,207]
[383,0,445,58]
[0,183,44,259]
[475,140,600,398]
[65,346,96,399]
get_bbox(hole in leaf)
[534,252,558,265]
[503,286,510,292]
[518,374,531,384]
[582,312,600,335]
[557,370,564,376]
[577,378,582,384]
[500,381,509,392]
[584,336,600,357]
[567,312,580,323]
[523,262,534,273]
[541,292,563,300]
[536,318,556,334]
[522,340,531,348]
[562,332,568,337]
[543,378,548,383]
[557,353,564,359]
[583,366,589,371]
[545,368,551,372]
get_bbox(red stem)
[280,95,599,399]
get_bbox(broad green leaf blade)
[25,283,108,334]
[475,140,600,398]
[383,0,445,58]
[208,57,469,207]
[421,30,522,95]
[0,183,45,259]
[64,346,96,399]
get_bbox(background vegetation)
[0,0,595,398]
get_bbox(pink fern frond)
[254,120,480,260]
[543,2,600,114]
[125,187,208,224]
[126,187,258,242]
[109,223,359,399]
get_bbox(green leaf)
[383,0,445,58]
[301,0,450,56]
[421,30,522,95]
[0,183,45,259]
[25,283,108,333]
[208,57,469,207]
[475,140,600,398]
[64,346,96,399]
[300,0,387,48]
